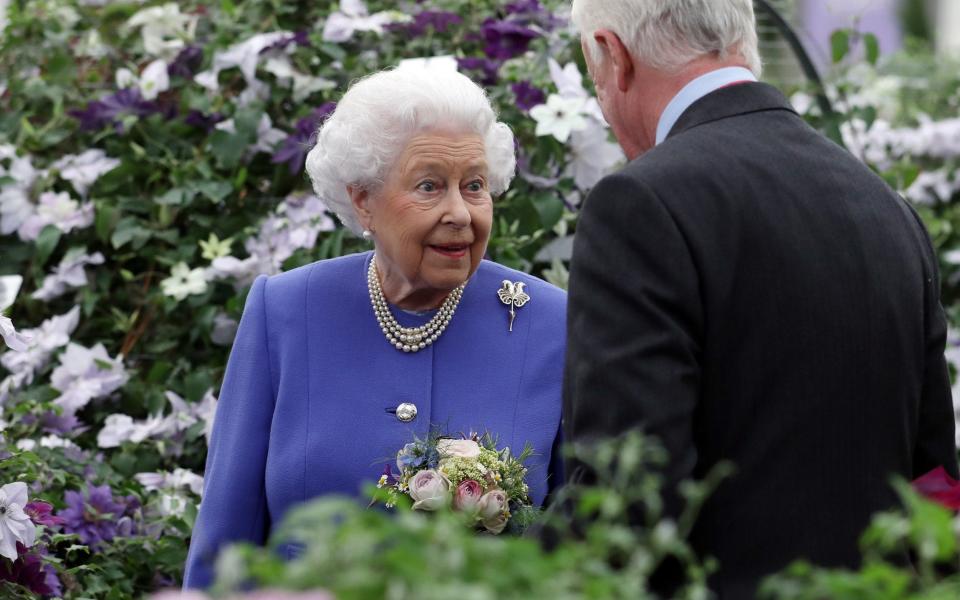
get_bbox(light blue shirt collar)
[655,67,758,145]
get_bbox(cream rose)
[478,489,509,534]
[437,438,481,461]
[407,469,451,511]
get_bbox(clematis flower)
[135,468,203,497]
[912,466,960,510]
[0,543,61,596]
[23,501,65,528]
[160,262,209,301]
[126,3,198,60]
[529,94,589,143]
[184,110,226,132]
[481,18,539,60]
[399,10,462,37]
[271,103,337,175]
[211,312,239,346]
[322,0,408,43]
[167,45,203,79]
[0,155,43,235]
[0,316,31,352]
[51,149,121,196]
[17,191,94,241]
[116,59,170,101]
[548,59,606,124]
[194,31,293,92]
[511,81,546,112]
[57,484,139,550]
[215,113,287,157]
[50,342,129,415]
[262,55,335,103]
[0,482,36,561]
[32,251,105,302]
[456,57,500,86]
[69,87,161,132]
[566,124,624,191]
[0,305,80,401]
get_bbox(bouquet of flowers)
[378,432,535,535]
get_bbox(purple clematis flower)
[271,102,337,175]
[456,57,501,86]
[168,46,204,79]
[401,10,463,36]
[69,88,161,132]
[185,110,226,132]
[0,543,61,596]
[481,18,539,60]
[24,501,65,528]
[511,81,546,111]
[41,410,86,436]
[57,484,140,550]
[506,0,542,13]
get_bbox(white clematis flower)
[0,482,36,561]
[52,149,121,196]
[0,315,31,352]
[160,262,209,301]
[194,31,292,92]
[51,342,129,415]
[322,0,408,43]
[566,124,625,191]
[32,251,105,302]
[530,94,589,143]
[126,3,198,60]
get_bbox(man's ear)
[348,185,373,230]
[593,29,634,92]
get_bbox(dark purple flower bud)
[456,57,501,86]
[481,18,539,60]
[185,110,226,132]
[511,81,546,111]
[24,501,65,527]
[271,102,337,175]
[168,45,204,79]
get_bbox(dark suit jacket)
[563,82,959,598]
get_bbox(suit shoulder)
[258,252,368,318]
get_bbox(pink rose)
[407,469,451,511]
[478,489,509,534]
[452,480,483,513]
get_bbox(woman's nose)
[441,188,471,228]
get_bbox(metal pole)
[754,0,836,120]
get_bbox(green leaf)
[831,29,851,63]
[111,217,152,250]
[95,202,118,243]
[864,33,880,66]
[529,191,563,230]
[34,225,62,267]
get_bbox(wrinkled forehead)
[395,131,489,175]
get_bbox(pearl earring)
[362,229,373,241]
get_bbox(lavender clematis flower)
[481,18,539,60]
[51,149,120,196]
[50,342,129,416]
[322,0,407,43]
[0,306,80,401]
[0,316,31,353]
[40,410,86,436]
[17,191,94,241]
[69,88,161,132]
[0,155,43,235]
[511,81,546,111]
[32,251,105,302]
[194,31,293,92]
[0,482,35,560]
[272,102,337,175]
[456,57,500,85]
[57,485,139,550]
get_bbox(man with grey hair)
[562,0,959,596]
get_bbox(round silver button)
[395,403,417,423]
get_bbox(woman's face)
[352,130,493,309]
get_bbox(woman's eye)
[417,181,437,192]
[466,180,484,192]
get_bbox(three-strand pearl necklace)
[367,255,466,353]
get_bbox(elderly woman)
[183,68,566,588]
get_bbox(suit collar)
[664,81,797,141]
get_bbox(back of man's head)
[571,0,762,77]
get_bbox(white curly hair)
[304,68,517,235]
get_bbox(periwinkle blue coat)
[183,251,566,588]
